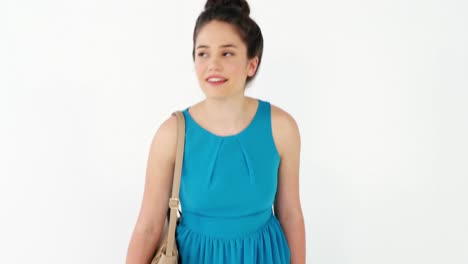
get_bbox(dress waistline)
[179,208,274,238]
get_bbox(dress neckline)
[185,99,261,139]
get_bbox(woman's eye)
[224,52,234,56]
[197,52,206,57]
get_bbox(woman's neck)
[194,95,257,135]
[202,95,250,121]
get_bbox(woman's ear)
[247,56,259,77]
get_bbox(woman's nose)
[207,56,222,71]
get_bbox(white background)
[1,0,467,263]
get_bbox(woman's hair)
[192,0,264,85]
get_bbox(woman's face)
[194,20,258,99]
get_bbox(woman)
[126,0,305,263]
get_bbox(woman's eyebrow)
[196,44,238,49]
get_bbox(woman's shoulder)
[268,102,301,156]
[157,113,179,138]
[269,102,299,130]
[149,113,179,162]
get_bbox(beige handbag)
[151,111,185,264]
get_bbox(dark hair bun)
[205,0,250,16]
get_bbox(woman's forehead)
[196,21,244,46]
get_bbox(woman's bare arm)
[271,105,306,264]
[126,115,178,264]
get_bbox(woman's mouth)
[206,77,228,86]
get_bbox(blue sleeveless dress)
[175,99,291,263]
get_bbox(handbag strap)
[165,110,185,256]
